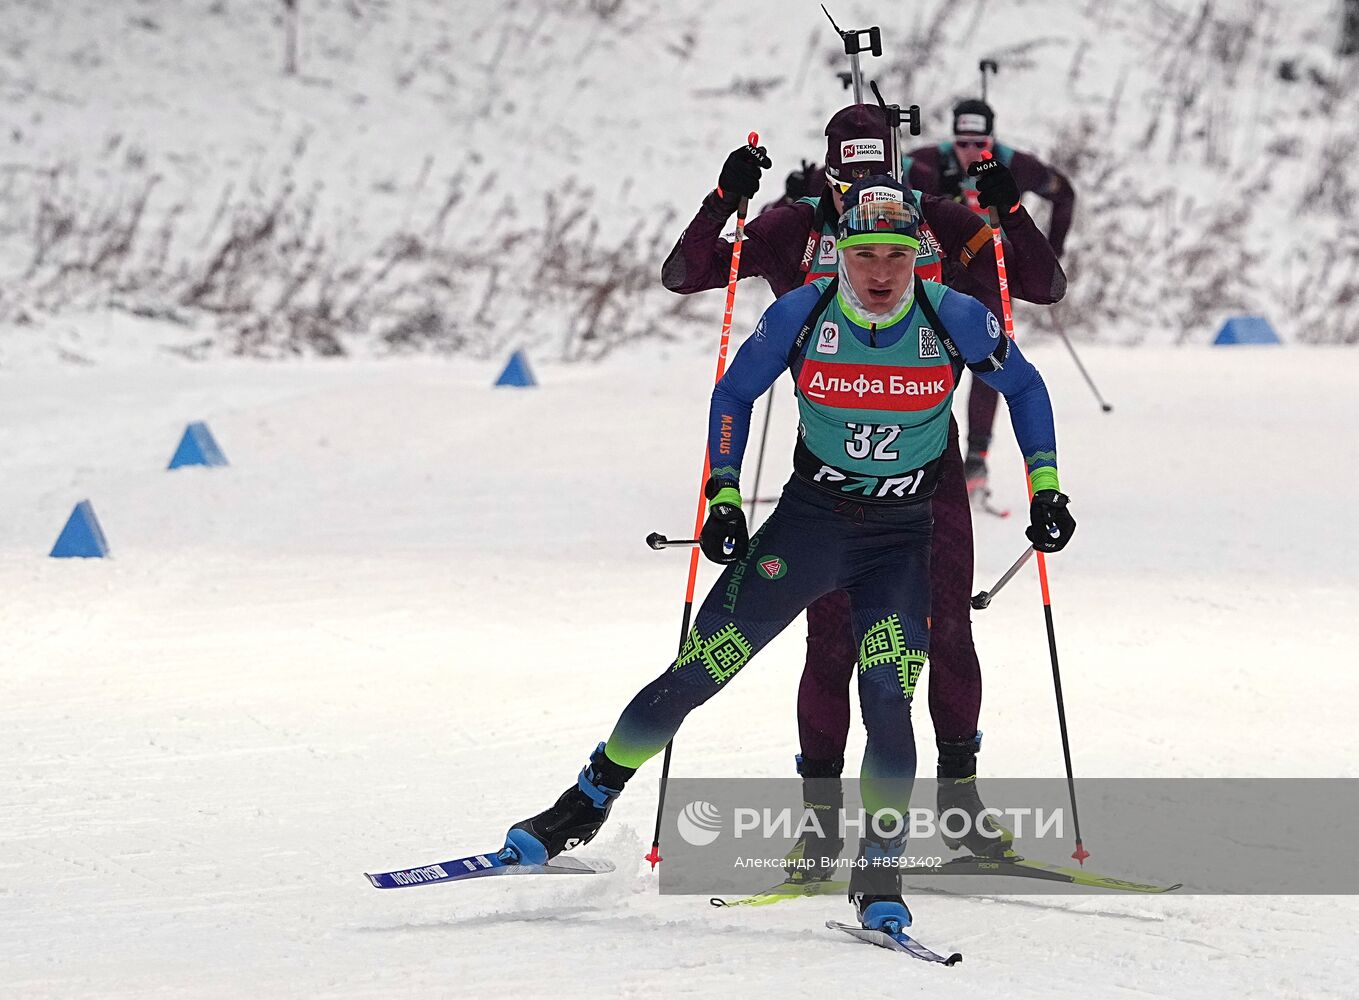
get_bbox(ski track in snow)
[1,344,1357,998]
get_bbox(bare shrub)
[0,150,702,360]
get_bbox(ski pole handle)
[982,154,1017,344]
[971,546,1035,610]
[731,131,761,227]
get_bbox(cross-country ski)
[365,852,615,890]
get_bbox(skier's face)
[842,243,917,313]
[953,135,993,171]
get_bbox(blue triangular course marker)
[168,421,229,470]
[1214,316,1281,345]
[50,499,110,559]
[495,350,536,388]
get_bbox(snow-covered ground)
[2,339,1357,997]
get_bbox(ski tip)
[710,897,728,908]
[944,952,963,966]
[363,873,381,888]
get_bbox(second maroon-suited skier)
[906,97,1077,499]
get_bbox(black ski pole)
[746,392,775,525]
[1051,311,1114,413]
[971,546,1035,610]
[1038,567,1089,864]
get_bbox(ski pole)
[647,131,761,870]
[1051,310,1114,413]
[971,546,1035,610]
[746,392,774,525]
[985,165,1090,865]
[645,533,698,550]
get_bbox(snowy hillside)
[2,0,1356,363]
[2,342,1358,996]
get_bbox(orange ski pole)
[983,151,1090,864]
[646,132,761,870]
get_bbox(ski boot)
[848,829,912,933]
[783,755,845,884]
[500,742,634,866]
[937,731,1014,859]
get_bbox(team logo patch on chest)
[817,235,838,266]
[798,360,954,411]
[816,321,839,355]
[919,326,941,359]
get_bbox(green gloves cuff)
[1028,467,1061,495]
[709,486,743,510]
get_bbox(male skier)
[662,105,1066,871]
[502,177,1076,935]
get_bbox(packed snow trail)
[1,345,1356,998]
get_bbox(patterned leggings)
[604,475,932,816]
[797,416,981,762]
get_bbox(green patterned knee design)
[858,614,927,697]
[676,623,753,685]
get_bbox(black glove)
[968,156,1021,214]
[716,143,772,204]
[1025,490,1076,553]
[699,478,749,564]
[783,159,820,201]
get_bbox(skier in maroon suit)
[661,103,1067,869]
[906,98,1076,500]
